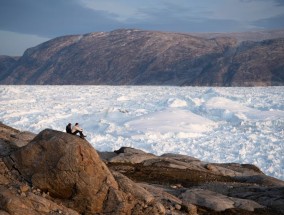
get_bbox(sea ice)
[0,86,283,180]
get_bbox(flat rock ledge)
[0,123,283,215]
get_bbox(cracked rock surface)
[1,122,284,215]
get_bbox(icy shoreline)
[0,86,283,180]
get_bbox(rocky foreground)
[0,122,283,215]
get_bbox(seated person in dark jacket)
[66,123,72,134]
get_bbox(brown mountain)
[1,29,284,86]
[0,55,19,81]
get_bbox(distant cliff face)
[1,29,283,86]
[0,55,19,81]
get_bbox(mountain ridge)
[1,29,284,86]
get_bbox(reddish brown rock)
[3,129,165,215]
[0,186,79,215]
[0,123,35,157]
[1,124,284,215]
[4,129,119,214]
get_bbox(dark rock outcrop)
[0,29,283,86]
[0,123,284,215]
[0,56,18,81]
[104,146,284,214]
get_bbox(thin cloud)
[0,0,283,37]
[253,14,284,29]
[0,0,121,37]
[273,0,284,6]
[239,0,284,6]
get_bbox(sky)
[1,0,284,56]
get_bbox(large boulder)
[3,129,165,215]
[4,129,118,214]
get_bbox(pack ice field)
[0,86,283,180]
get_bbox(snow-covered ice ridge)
[0,86,283,180]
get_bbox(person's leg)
[79,131,86,138]
[72,131,79,135]
[72,130,86,138]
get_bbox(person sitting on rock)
[71,123,86,139]
[66,123,72,134]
